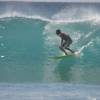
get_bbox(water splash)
[77,41,93,56]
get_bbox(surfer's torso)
[60,33,72,42]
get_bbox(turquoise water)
[0,17,100,84]
[0,18,47,82]
[0,2,100,100]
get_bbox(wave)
[0,4,100,83]
[0,2,100,24]
[0,2,100,23]
[0,13,51,22]
[1,11,100,25]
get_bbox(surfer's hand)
[59,46,62,49]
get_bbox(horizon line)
[0,0,100,3]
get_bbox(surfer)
[56,29,74,55]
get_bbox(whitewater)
[0,2,100,100]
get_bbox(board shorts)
[62,39,72,48]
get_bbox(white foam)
[0,55,5,58]
[51,5,100,24]
[88,96,97,100]
[0,2,100,26]
[77,41,93,54]
[0,12,52,22]
[0,10,100,24]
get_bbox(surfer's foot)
[64,52,68,55]
[59,46,68,55]
[65,47,74,53]
[71,50,74,53]
[65,53,68,55]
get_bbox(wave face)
[0,2,100,84]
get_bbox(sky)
[0,0,100,2]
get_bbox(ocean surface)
[0,2,100,100]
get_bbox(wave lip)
[0,14,96,24]
[0,12,52,22]
[0,11,100,25]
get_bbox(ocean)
[0,2,100,100]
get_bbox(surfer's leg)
[65,47,74,53]
[59,46,68,55]
[64,41,74,53]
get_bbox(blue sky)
[0,0,100,2]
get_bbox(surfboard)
[52,52,80,60]
[52,55,74,60]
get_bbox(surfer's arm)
[61,38,63,47]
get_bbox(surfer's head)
[56,29,61,35]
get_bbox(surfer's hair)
[56,29,61,35]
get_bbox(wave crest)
[0,11,100,24]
